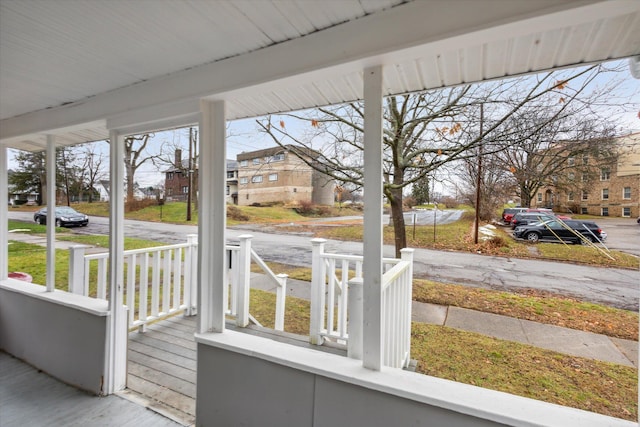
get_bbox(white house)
[1,1,638,426]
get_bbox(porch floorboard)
[0,351,182,427]
[125,315,347,426]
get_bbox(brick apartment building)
[534,132,640,218]
[165,149,238,203]
[237,145,334,206]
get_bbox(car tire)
[525,232,540,243]
[36,217,44,225]
[580,235,594,245]
[55,219,61,227]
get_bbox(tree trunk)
[126,163,135,212]
[388,186,406,258]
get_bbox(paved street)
[8,211,639,310]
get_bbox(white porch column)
[0,145,7,280]
[362,66,384,371]
[104,130,127,393]
[46,135,56,292]
[198,99,227,333]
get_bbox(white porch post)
[198,99,227,333]
[104,130,127,393]
[362,66,384,371]
[46,135,56,292]
[0,145,7,280]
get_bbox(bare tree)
[257,64,630,256]
[82,143,106,203]
[123,134,158,210]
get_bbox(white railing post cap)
[238,234,253,240]
[311,238,327,245]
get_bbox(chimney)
[175,149,182,168]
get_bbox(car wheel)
[55,219,61,227]
[580,235,594,245]
[525,232,540,243]
[36,216,44,225]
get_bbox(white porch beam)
[198,100,227,333]
[362,66,384,371]
[46,135,56,292]
[0,146,7,280]
[104,130,127,393]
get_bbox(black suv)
[513,219,605,244]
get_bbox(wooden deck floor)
[127,316,198,426]
[0,351,182,427]
[125,315,347,426]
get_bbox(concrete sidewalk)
[251,273,638,368]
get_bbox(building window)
[252,158,261,165]
[251,175,263,183]
[622,207,631,217]
[581,190,588,200]
[226,185,230,195]
[240,160,248,167]
[581,173,588,182]
[567,192,574,201]
[268,173,278,181]
[272,153,285,162]
[581,207,588,214]
[167,188,173,196]
[537,193,542,202]
[567,172,575,181]
[623,187,631,199]
[240,177,248,184]
[167,172,174,180]
[602,188,609,200]
[182,186,188,194]
[293,188,297,193]
[582,154,589,165]
[567,156,575,166]
[601,207,609,216]
[227,171,235,179]
[600,168,610,181]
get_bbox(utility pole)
[474,103,483,245]
[187,127,193,221]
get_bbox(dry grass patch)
[412,323,637,421]
[413,279,638,341]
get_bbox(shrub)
[227,205,249,221]
[440,196,459,209]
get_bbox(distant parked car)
[501,207,527,224]
[33,206,89,227]
[513,219,605,244]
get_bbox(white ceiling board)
[2,0,640,151]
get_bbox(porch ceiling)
[1,0,639,151]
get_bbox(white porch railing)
[309,238,414,369]
[68,234,287,332]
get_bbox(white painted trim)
[362,66,384,371]
[198,100,226,333]
[106,99,200,134]
[104,130,127,394]
[196,330,635,427]
[0,280,109,316]
[46,135,56,292]
[0,146,7,280]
